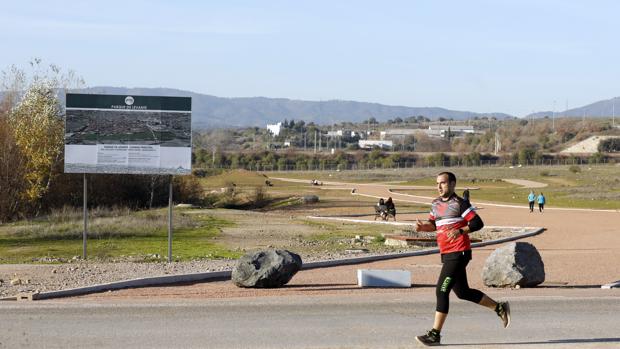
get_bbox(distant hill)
[528,97,619,119]
[72,87,513,129]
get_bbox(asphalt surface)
[2,294,619,349]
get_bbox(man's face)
[436,174,455,199]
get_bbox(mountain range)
[76,87,513,129]
[527,97,619,119]
[4,86,618,128]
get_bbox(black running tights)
[436,254,484,313]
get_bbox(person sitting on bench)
[385,197,396,221]
[375,198,388,220]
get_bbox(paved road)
[2,294,619,348]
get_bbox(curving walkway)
[270,176,620,287]
[503,178,548,188]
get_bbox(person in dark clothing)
[414,172,511,346]
[385,197,396,221]
[375,198,388,220]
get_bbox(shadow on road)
[447,337,620,346]
[282,283,436,291]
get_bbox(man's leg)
[415,258,460,346]
[432,311,448,332]
[451,260,512,329]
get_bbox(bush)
[250,186,269,207]
[539,170,550,177]
[568,165,581,174]
[589,152,606,165]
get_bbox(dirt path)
[79,177,620,301]
[503,178,548,188]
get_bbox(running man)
[414,172,510,346]
[528,190,536,213]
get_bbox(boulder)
[482,242,545,287]
[232,249,303,288]
[302,195,319,204]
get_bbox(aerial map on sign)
[64,93,192,175]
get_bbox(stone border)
[0,226,544,301]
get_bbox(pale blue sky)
[1,0,618,116]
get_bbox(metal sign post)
[168,175,173,263]
[83,173,88,259]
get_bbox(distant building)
[267,122,282,136]
[327,130,344,137]
[426,125,475,138]
[359,140,393,150]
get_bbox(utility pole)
[314,130,317,154]
[613,97,616,127]
[552,100,556,132]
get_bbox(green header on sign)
[66,93,191,111]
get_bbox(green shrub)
[568,165,581,174]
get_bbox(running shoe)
[496,301,511,328]
[415,329,441,346]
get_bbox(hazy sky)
[1,0,618,116]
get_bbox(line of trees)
[192,148,613,173]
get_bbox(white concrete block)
[357,269,411,288]
[601,280,620,289]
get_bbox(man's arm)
[446,203,485,241]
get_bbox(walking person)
[537,192,546,213]
[528,190,536,213]
[414,172,511,346]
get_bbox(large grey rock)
[302,195,319,204]
[232,249,302,288]
[482,242,545,287]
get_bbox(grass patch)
[0,208,241,263]
[390,165,620,209]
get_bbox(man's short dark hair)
[438,171,457,184]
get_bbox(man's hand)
[415,219,429,232]
[446,228,462,242]
[415,219,435,231]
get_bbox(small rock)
[51,269,57,274]
[10,278,22,286]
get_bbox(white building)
[359,140,393,150]
[426,125,475,138]
[267,122,282,136]
[327,130,343,137]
